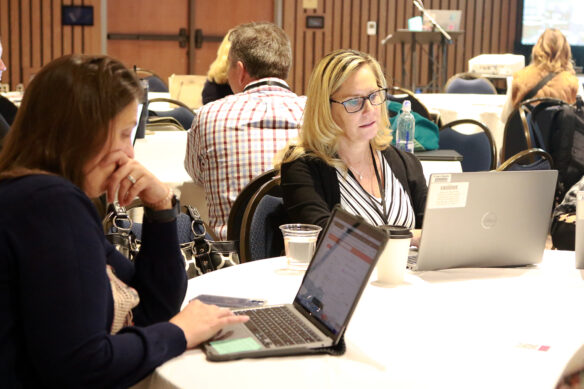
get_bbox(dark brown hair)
[0,54,142,188]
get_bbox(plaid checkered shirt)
[185,78,305,240]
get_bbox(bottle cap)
[402,100,411,112]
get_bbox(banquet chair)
[0,114,9,147]
[444,73,497,94]
[145,116,184,131]
[0,94,18,125]
[227,169,278,243]
[148,97,195,130]
[497,148,554,171]
[135,67,169,92]
[387,86,433,122]
[439,119,497,171]
[240,175,286,263]
[500,97,565,161]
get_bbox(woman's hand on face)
[103,150,171,209]
[170,299,249,349]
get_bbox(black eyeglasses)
[330,88,387,113]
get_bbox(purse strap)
[184,205,215,274]
[523,72,558,101]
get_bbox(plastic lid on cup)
[379,225,413,239]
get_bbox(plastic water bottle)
[395,100,415,153]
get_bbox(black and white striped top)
[336,150,415,228]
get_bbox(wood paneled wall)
[0,0,102,90]
[1,0,520,94]
[282,0,520,95]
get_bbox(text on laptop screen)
[296,216,383,334]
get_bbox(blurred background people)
[0,54,246,388]
[185,22,305,240]
[202,29,233,105]
[501,28,583,122]
[277,49,427,230]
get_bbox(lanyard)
[243,80,291,92]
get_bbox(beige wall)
[0,0,103,89]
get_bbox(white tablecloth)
[416,93,507,163]
[134,250,584,389]
[133,131,209,222]
[132,131,460,219]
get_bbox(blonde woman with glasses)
[277,49,427,230]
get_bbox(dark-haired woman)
[0,54,247,388]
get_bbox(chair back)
[444,73,497,94]
[387,86,432,121]
[227,169,278,241]
[501,97,566,161]
[135,68,169,92]
[148,97,195,130]
[0,95,18,125]
[240,176,286,263]
[497,148,554,171]
[439,119,497,171]
[145,117,185,132]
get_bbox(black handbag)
[180,205,239,278]
[103,201,239,279]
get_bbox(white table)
[135,250,584,389]
[416,93,507,162]
[133,131,209,222]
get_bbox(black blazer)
[280,146,428,229]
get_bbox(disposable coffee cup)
[376,225,413,284]
[279,224,322,270]
[576,192,584,269]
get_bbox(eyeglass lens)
[343,89,386,113]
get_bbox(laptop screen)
[131,102,146,145]
[295,209,386,336]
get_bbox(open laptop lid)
[292,206,388,343]
[415,170,557,271]
[423,9,462,31]
[130,102,147,145]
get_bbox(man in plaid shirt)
[185,22,305,240]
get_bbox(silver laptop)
[423,9,462,31]
[409,170,558,271]
[203,206,388,361]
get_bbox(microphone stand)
[381,33,393,45]
[412,0,452,43]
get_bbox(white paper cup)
[376,226,413,285]
[279,224,322,270]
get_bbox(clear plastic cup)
[279,224,322,270]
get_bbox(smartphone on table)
[192,294,267,308]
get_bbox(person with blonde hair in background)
[277,49,427,231]
[501,28,583,122]
[202,30,233,105]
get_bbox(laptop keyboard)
[236,306,323,348]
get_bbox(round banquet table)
[133,250,584,389]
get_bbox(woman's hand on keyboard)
[170,299,249,349]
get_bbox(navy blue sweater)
[0,175,187,388]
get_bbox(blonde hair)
[276,49,391,171]
[531,28,575,74]
[207,30,232,84]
